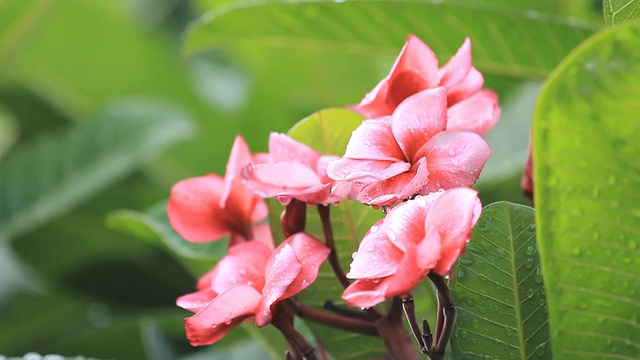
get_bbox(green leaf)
[450,202,550,359]
[0,99,193,239]
[604,0,640,27]
[533,22,640,359]
[106,200,228,277]
[187,0,597,79]
[285,108,387,359]
[0,104,18,161]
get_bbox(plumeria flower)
[327,88,491,207]
[341,188,482,308]
[242,132,353,206]
[168,135,268,243]
[350,34,500,136]
[177,224,330,346]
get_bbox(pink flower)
[341,188,482,308]
[168,135,268,242]
[327,88,491,207]
[242,132,352,206]
[351,35,500,136]
[177,224,330,346]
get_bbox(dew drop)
[525,257,534,269]
[466,298,476,307]
[471,319,480,329]
[370,224,379,233]
[459,258,474,266]
[527,288,535,298]
[535,343,546,356]
[478,274,488,282]
[460,330,469,338]
[525,245,535,256]
[477,306,487,314]
[505,327,515,337]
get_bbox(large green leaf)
[187,0,597,79]
[286,108,387,359]
[0,104,18,160]
[604,0,640,27]
[450,202,550,359]
[533,22,640,359]
[0,99,193,239]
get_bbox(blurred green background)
[0,0,604,359]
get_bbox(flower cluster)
[168,35,499,355]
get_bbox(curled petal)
[386,35,440,110]
[168,175,238,242]
[383,196,432,252]
[418,131,492,194]
[342,278,393,308]
[438,38,472,89]
[447,90,501,135]
[446,67,484,105]
[425,188,482,275]
[184,285,260,346]
[391,88,447,161]
[222,135,253,206]
[327,158,410,182]
[347,222,404,279]
[385,231,441,298]
[357,157,429,207]
[177,288,217,313]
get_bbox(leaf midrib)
[506,205,527,359]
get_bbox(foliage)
[0,0,637,359]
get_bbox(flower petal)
[177,288,217,313]
[268,133,320,169]
[255,242,302,327]
[210,240,271,294]
[446,67,484,105]
[184,284,260,346]
[279,232,331,299]
[418,131,492,193]
[357,157,430,207]
[391,88,447,161]
[242,162,323,201]
[384,232,440,298]
[168,175,234,242]
[425,188,482,275]
[386,35,440,110]
[222,135,253,206]
[342,118,405,161]
[383,196,431,252]
[347,221,404,279]
[327,158,410,182]
[438,38,472,89]
[447,89,501,135]
[342,278,393,308]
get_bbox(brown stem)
[401,294,428,354]
[428,273,456,358]
[290,299,378,336]
[324,300,376,321]
[316,204,351,288]
[272,301,317,360]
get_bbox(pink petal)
[176,288,217,313]
[209,240,271,294]
[255,243,302,327]
[347,222,404,279]
[184,284,260,346]
[343,118,405,161]
[168,175,237,242]
[267,233,330,301]
[438,38,472,89]
[446,67,484,105]
[350,78,393,118]
[327,158,410,182]
[386,35,440,110]
[384,235,440,298]
[342,278,393,308]
[383,197,431,252]
[425,188,481,275]
[417,131,492,193]
[447,90,501,135]
[222,135,253,206]
[391,88,447,161]
[268,133,321,169]
[357,157,430,207]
